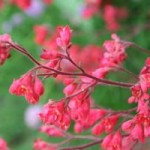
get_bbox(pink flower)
[121,120,133,132]
[101,134,113,149]
[12,0,31,10]
[92,122,104,136]
[103,5,127,31]
[102,38,127,67]
[101,131,122,150]
[128,84,149,103]
[34,25,49,45]
[122,113,150,142]
[75,109,106,133]
[122,136,136,150]
[68,96,90,122]
[33,138,56,150]
[40,125,64,137]
[140,73,150,92]
[92,67,110,79]
[0,138,9,150]
[131,124,144,142]
[39,100,71,130]
[40,49,60,60]
[81,6,98,19]
[56,25,72,49]
[63,83,77,96]
[0,34,12,65]
[9,73,44,104]
[92,115,119,135]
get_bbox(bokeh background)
[0,0,150,149]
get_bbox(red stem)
[9,42,134,88]
[60,139,102,150]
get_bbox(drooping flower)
[122,113,150,143]
[9,73,44,104]
[92,115,119,135]
[0,34,12,65]
[40,125,64,137]
[74,108,106,133]
[101,131,122,150]
[33,138,56,150]
[68,96,90,123]
[39,100,71,130]
[128,84,149,103]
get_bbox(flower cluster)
[9,72,44,104]
[82,0,128,31]
[0,25,150,150]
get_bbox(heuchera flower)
[121,136,136,150]
[102,38,127,67]
[9,73,44,104]
[101,131,122,150]
[40,125,64,137]
[63,83,77,96]
[128,84,149,103]
[81,0,101,19]
[39,100,71,130]
[12,0,31,10]
[139,57,150,92]
[68,96,90,123]
[122,113,150,143]
[74,109,106,133]
[33,138,56,150]
[103,5,127,31]
[0,34,12,65]
[34,25,49,45]
[56,25,72,49]
[40,49,61,60]
[92,115,119,135]
[0,138,9,150]
[82,6,99,19]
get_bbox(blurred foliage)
[0,0,150,149]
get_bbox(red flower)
[56,25,72,49]
[39,100,71,130]
[33,139,56,150]
[92,115,119,135]
[9,73,44,104]
[40,125,64,137]
[101,131,122,150]
[0,138,9,150]
[12,0,31,10]
[0,34,12,65]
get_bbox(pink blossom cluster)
[82,0,128,31]
[1,25,150,149]
[121,58,150,143]
[0,0,53,10]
